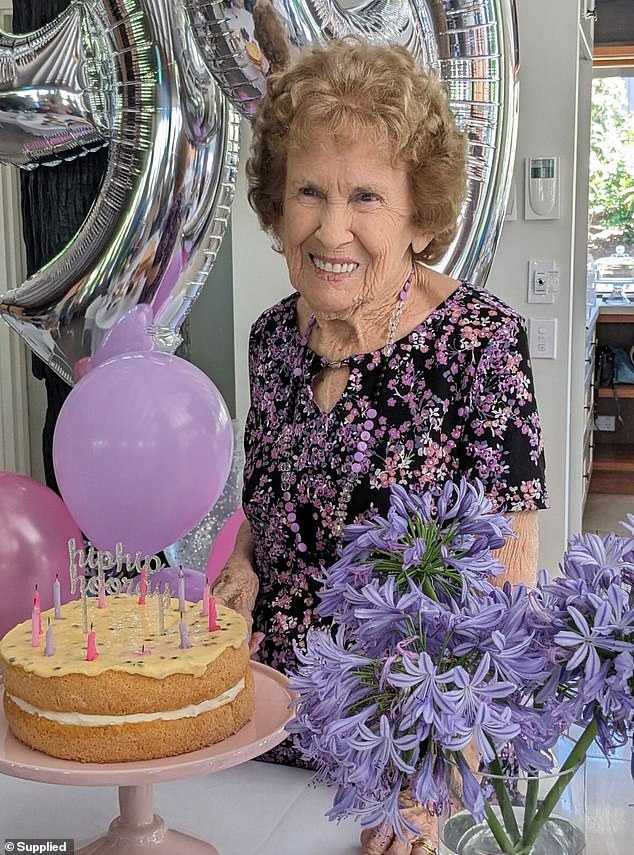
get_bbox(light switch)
[528,318,558,359]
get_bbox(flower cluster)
[287,480,634,849]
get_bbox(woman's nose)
[314,203,352,247]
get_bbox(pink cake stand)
[0,662,293,855]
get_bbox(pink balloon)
[205,508,246,585]
[52,351,233,555]
[0,472,83,637]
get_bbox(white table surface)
[0,752,631,854]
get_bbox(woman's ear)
[412,230,433,255]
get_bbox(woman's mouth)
[310,254,359,275]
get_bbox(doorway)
[583,53,634,535]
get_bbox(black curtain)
[14,1,108,493]
[13,2,189,492]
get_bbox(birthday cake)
[0,594,255,763]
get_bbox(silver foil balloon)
[0,1,240,385]
[0,3,111,168]
[164,420,245,572]
[187,0,519,285]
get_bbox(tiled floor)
[582,492,634,535]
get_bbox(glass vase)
[439,742,586,855]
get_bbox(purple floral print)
[242,282,549,766]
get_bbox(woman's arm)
[491,509,539,587]
[211,519,260,642]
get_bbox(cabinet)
[590,308,634,494]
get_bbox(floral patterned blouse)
[242,282,549,766]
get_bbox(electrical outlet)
[595,415,616,432]
[528,261,558,304]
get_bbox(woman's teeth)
[311,256,357,274]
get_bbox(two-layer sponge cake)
[0,594,255,763]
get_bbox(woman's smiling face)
[277,133,430,318]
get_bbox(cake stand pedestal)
[0,662,293,855]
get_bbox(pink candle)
[45,619,55,657]
[86,624,99,661]
[98,581,107,609]
[208,596,220,633]
[31,605,40,648]
[137,567,148,606]
[53,574,61,620]
[201,576,210,617]
[34,584,40,611]
[179,613,192,649]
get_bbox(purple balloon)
[150,566,205,602]
[0,472,84,637]
[52,351,233,555]
[92,304,154,368]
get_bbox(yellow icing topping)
[0,594,247,679]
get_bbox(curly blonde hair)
[246,37,468,264]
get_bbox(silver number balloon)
[0,2,111,168]
[0,0,517,385]
[0,1,239,385]
[186,0,519,285]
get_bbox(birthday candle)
[201,576,210,617]
[208,596,220,632]
[98,578,107,609]
[31,605,40,648]
[178,569,185,613]
[45,618,55,656]
[53,574,61,620]
[137,567,148,606]
[158,583,166,635]
[36,600,43,636]
[34,584,40,610]
[179,612,192,649]
[80,576,88,633]
[86,623,99,661]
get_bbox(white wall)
[487,0,592,569]
[231,0,594,573]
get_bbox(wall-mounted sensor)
[525,157,560,219]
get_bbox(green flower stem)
[484,801,515,854]
[488,754,521,844]
[519,718,598,852]
[521,777,539,840]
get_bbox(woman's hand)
[211,520,263,657]
[359,800,438,855]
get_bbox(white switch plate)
[528,318,558,359]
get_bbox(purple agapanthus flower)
[287,479,634,843]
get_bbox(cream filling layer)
[7,678,245,726]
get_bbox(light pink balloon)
[0,472,83,637]
[205,508,247,585]
[52,351,233,555]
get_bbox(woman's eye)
[298,186,320,198]
[356,191,379,203]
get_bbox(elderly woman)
[213,37,548,855]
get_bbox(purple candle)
[178,613,192,649]
[45,619,55,657]
[178,569,185,613]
